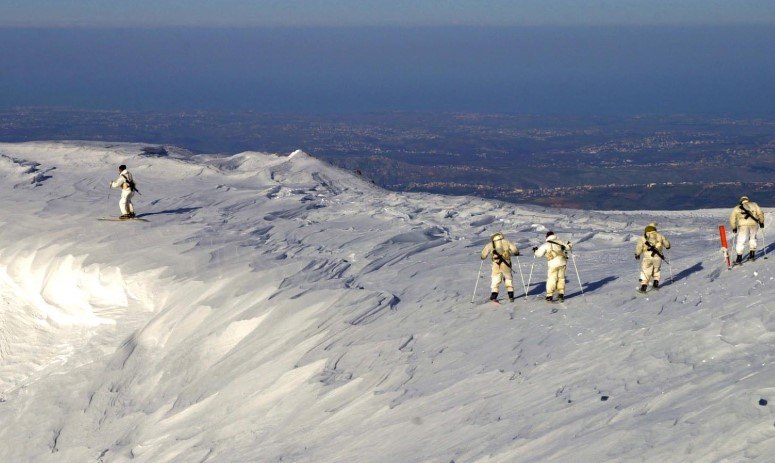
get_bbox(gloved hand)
[732,228,737,233]
[514,251,520,256]
[760,222,765,228]
[635,254,640,260]
[532,246,538,252]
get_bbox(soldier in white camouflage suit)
[481,232,520,302]
[110,164,137,219]
[534,231,572,303]
[729,196,765,264]
[635,223,671,292]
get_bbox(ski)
[719,225,732,270]
[729,254,757,269]
[98,217,149,222]
[636,286,658,295]
[731,254,757,268]
[486,297,517,305]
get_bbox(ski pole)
[761,224,768,260]
[106,184,112,214]
[470,259,485,304]
[515,255,527,300]
[666,248,674,286]
[525,253,536,300]
[570,252,585,300]
[734,228,739,262]
[636,253,643,281]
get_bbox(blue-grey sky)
[2,26,774,116]
[1,0,775,27]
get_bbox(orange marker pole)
[719,225,731,269]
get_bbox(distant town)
[1,108,773,210]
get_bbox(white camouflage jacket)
[111,169,134,191]
[730,201,764,229]
[535,235,572,269]
[635,231,670,260]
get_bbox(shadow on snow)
[136,207,201,218]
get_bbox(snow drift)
[0,141,773,462]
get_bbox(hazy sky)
[1,0,775,27]
[2,2,774,116]
[2,26,774,116]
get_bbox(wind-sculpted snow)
[0,153,55,187]
[0,141,773,462]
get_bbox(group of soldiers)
[107,164,765,301]
[480,230,574,303]
[480,196,766,302]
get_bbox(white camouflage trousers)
[119,189,135,215]
[735,224,758,255]
[546,265,566,296]
[640,256,662,284]
[491,262,514,293]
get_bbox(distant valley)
[2,108,773,209]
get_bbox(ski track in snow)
[0,141,773,462]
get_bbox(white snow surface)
[0,141,773,462]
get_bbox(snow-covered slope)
[0,141,773,463]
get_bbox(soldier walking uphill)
[110,164,138,219]
[533,231,572,303]
[480,232,520,302]
[635,223,671,292]
[730,196,765,264]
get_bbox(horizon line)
[3,106,773,120]
[1,21,774,29]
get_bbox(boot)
[489,292,498,301]
[653,280,659,289]
[736,254,743,264]
[749,250,756,261]
[119,213,131,219]
[545,295,553,302]
[639,284,647,293]
[557,293,564,302]
[508,291,515,302]
[128,212,136,219]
